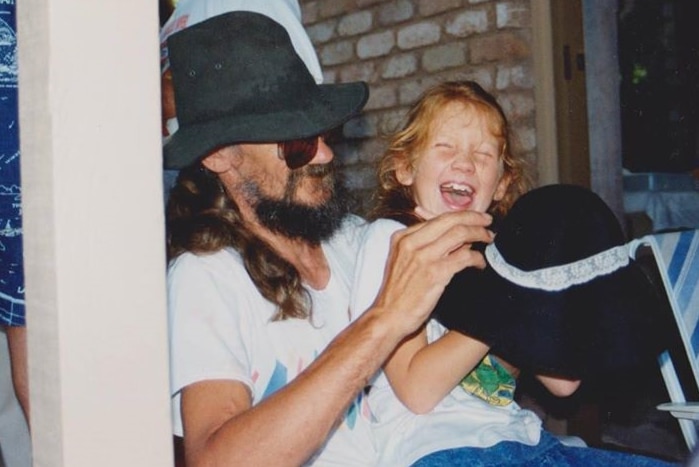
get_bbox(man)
[164,11,493,466]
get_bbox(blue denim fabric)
[411,431,678,467]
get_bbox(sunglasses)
[278,136,319,170]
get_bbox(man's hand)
[372,210,494,336]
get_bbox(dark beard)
[247,163,351,245]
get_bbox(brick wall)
[299,0,537,213]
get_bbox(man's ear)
[395,155,414,186]
[201,146,240,173]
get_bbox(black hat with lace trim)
[432,184,666,378]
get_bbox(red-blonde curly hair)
[370,80,531,225]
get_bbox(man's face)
[230,141,350,244]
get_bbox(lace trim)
[485,243,630,292]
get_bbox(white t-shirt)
[167,215,377,466]
[350,218,542,467]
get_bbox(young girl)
[350,81,670,466]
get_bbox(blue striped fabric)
[631,229,699,450]
[654,230,699,366]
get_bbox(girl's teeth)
[442,183,472,194]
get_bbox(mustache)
[286,163,336,197]
[298,163,333,178]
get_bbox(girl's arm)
[495,356,581,397]
[383,328,489,414]
[350,217,493,416]
[535,374,581,397]
[380,311,579,414]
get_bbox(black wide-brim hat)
[163,11,369,169]
[432,184,667,379]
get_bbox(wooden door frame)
[531,0,625,222]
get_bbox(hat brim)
[163,82,368,169]
[432,260,666,379]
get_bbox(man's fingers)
[396,210,494,259]
[404,210,493,238]
[375,210,496,336]
[446,241,487,270]
[391,210,494,284]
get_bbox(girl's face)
[396,102,509,218]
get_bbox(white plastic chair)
[629,229,699,451]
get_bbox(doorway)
[618,0,699,173]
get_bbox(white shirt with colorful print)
[167,215,376,466]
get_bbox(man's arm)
[182,210,494,467]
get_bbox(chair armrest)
[657,402,699,420]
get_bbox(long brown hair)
[166,164,310,321]
[371,80,531,225]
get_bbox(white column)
[582,0,625,221]
[17,1,173,466]
[531,0,560,186]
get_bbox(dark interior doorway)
[618,0,699,173]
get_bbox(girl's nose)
[451,151,475,172]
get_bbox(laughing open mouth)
[441,182,475,208]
